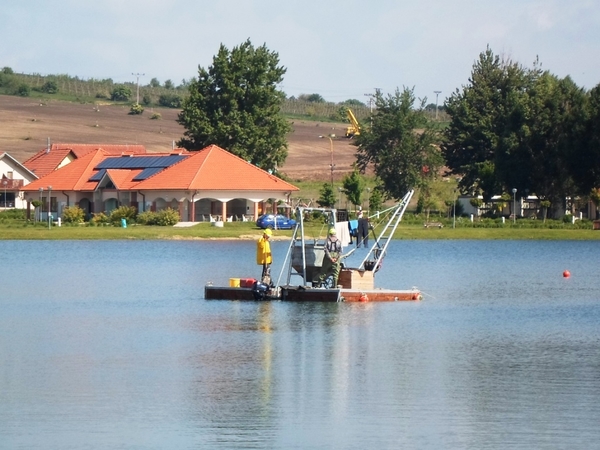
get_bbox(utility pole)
[364,93,375,113]
[434,91,441,120]
[364,89,380,126]
[364,88,381,112]
[132,73,145,104]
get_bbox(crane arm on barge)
[275,189,414,289]
[358,189,414,272]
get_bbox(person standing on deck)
[317,227,342,287]
[257,228,273,284]
[357,211,370,248]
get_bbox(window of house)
[40,197,56,212]
[0,192,15,207]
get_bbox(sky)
[2,0,599,106]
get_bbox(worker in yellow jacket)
[257,228,273,283]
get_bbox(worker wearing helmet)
[257,228,273,284]
[316,227,342,287]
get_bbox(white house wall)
[1,153,38,210]
[22,188,292,221]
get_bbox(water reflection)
[1,240,600,449]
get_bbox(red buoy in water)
[563,270,571,278]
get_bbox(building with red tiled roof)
[23,143,147,178]
[21,145,299,223]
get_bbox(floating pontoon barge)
[205,190,422,302]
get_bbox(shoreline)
[1,225,599,241]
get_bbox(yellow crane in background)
[345,108,361,139]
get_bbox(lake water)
[1,240,599,449]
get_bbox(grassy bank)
[1,220,599,240]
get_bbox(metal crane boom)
[358,190,414,272]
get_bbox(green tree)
[443,48,529,200]
[540,199,551,223]
[111,85,132,101]
[368,187,383,213]
[422,196,440,222]
[504,73,587,205]
[354,87,442,200]
[299,93,325,103]
[341,99,365,107]
[470,197,483,217]
[177,39,291,172]
[149,78,161,88]
[317,183,336,208]
[158,93,182,108]
[41,80,59,94]
[571,83,600,195]
[16,84,30,96]
[178,79,191,90]
[129,103,144,115]
[164,79,174,90]
[443,48,589,207]
[342,170,366,210]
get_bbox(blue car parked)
[256,214,297,230]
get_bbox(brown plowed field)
[0,96,357,182]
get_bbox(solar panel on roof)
[89,169,106,181]
[95,155,186,170]
[133,167,164,181]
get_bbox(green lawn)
[1,220,599,240]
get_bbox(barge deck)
[205,284,422,302]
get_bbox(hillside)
[0,96,358,182]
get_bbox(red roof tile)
[21,145,298,194]
[23,148,75,178]
[135,145,299,192]
[22,149,110,192]
[22,143,148,178]
[50,143,147,158]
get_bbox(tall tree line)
[173,40,600,215]
[443,47,600,212]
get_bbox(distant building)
[0,152,38,209]
[21,144,299,222]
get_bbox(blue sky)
[2,0,599,105]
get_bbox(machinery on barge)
[204,190,422,302]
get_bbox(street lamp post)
[512,188,517,224]
[453,189,457,229]
[319,135,335,187]
[48,185,52,230]
[338,187,343,209]
[38,187,43,222]
[2,180,7,209]
[434,91,442,121]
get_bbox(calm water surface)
[1,240,599,449]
